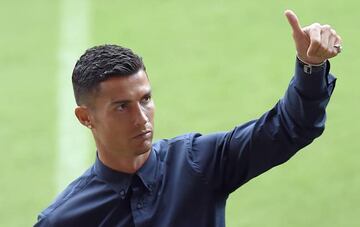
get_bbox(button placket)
[136,202,143,209]
[119,189,126,199]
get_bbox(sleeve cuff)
[294,57,336,99]
[296,56,327,75]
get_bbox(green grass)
[0,1,58,226]
[1,0,359,226]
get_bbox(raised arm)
[188,10,341,193]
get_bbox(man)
[35,10,342,226]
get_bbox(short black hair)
[72,44,146,105]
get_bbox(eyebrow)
[110,90,152,106]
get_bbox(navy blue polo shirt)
[35,59,336,227]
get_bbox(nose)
[133,103,149,126]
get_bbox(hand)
[285,9,342,65]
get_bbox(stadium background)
[0,0,359,226]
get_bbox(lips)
[133,130,152,139]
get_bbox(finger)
[328,28,342,55]
[307,24,322,56]
[335,34,342,46]
[327,33,337,55]
[284,9,303,35]
[321,25,331,50]
[330,28,337,36]
[318,25,332,56]
[333,34,343,54]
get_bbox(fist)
[285,10,342,65]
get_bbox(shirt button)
[137,202,143,209]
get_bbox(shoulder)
[35,166,97,225]
[152,131,232,155]
[151,132,228,169]
[152,133,202,157]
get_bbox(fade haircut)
[72,44,146,105]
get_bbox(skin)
[75,69,155,173]
[74,10,342,174]
[284,10,342,64]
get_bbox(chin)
[135,142,152,155]
[134,148,151,157]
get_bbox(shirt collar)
[94,148,158,196]
[94,153,132,197]
[136,148,158,192]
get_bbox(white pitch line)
[56,0,90,193]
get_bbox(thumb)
[285,9,303,35]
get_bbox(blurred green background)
[0,0,359,226]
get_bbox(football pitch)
[0,0,359,226]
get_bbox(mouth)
[133,130,152,140]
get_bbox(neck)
[97,149,151,174]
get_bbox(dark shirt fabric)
[35,59,336,227]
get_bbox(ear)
[75,106,93,129]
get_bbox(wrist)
[296,56,326,75]
[296,54,326,66]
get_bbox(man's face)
[88,70,154,158]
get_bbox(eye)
[116,103,127,111]
[142,95,152,104]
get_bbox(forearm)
[281,57,336,139]
[221,58,336,191]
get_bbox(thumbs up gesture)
[285,10,342,65]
